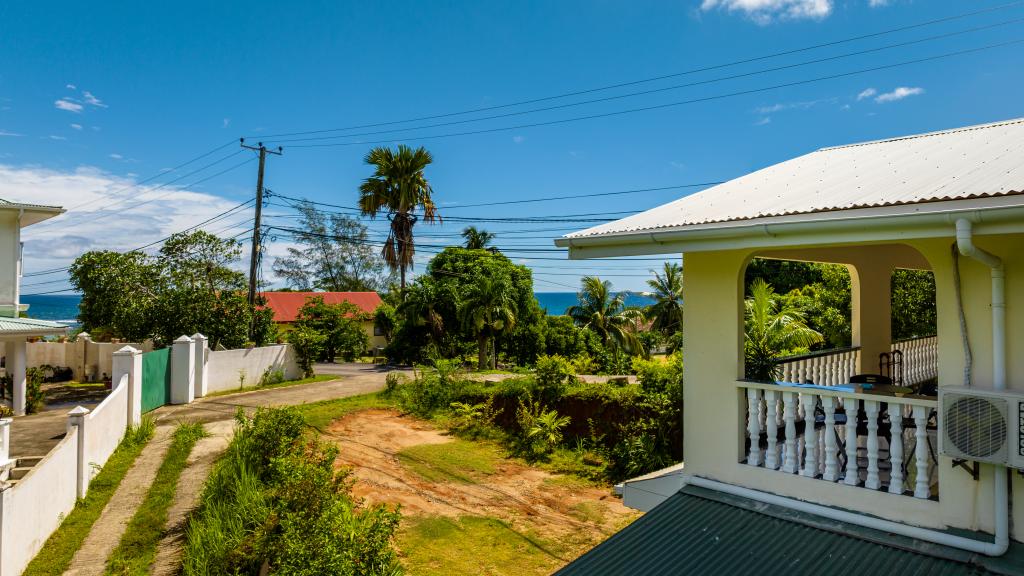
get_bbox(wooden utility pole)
[240,138,282,339]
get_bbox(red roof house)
[259,291,383,323]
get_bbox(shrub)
[384,372,406,395]
[526,409,570,456]
[258,367,286,387]
[26,367,45,414]
[396,359,467,416]
[534,355,575,405]
[287,327,326,378]
[569,354,598,375]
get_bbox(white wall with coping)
[0,427,79,576]
[206,344,301,394]
[80,376,128,490]
[3,338,151,382]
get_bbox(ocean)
[22,292,655,323]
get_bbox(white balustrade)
[739,381,937,501]
[892,336,938,386]
[775,336,936,390]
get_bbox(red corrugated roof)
[259,291,383,323]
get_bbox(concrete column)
[0,417,10,464]
[112,346,143,426]
[851,263,893,375]
[75,332,92,382]
[8,339,26,416]
[170,336,195,405]
[191,333,208,398]
[67,405,90,498]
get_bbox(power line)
[253,2,1022,140]
[267,17,1024,146]
[283,38,1024,149]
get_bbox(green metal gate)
[141,348,171,412]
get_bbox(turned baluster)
[801,393,818,478]
[843,397,860,486]
[821,396,839,481]
[864,400,881,489]
[913,405,931,498]
[764,390,779,470]
[782,392,798,473]
[747,388,763,466]
[888,403,905,495]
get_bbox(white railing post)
[864,400,881,490]
[67,406,90,499]
[746,389,763,466]
[843,400,859,486]
[170,336,196,405]
[821,396,839,481]
[191,333,208,398]
[112,346,142,426]
[782,392,798,474]
[764,390,778,470]
[889,405,905,495]
[913,405,931,498]
[801,393,818,478]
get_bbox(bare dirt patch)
[326,409,638,556]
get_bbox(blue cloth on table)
[771,381,871,393]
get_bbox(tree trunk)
[400,265,406,294]
[477,334,488,370]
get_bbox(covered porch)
[1,317,70,416]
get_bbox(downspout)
[685,220,1009,557]
[954,218,1009,556]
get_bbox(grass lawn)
[296,391,395,430]
[22,419,155,576]
[399,515,567,576]
[396,439,502,484]
[105,422,206,575]
[203,374,337,398]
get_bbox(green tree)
[891,269,936,340]
[294,296,369,362]
[358,145,439,292]
[272,200,392,291]
[460,275,517,369]
[69,250,160,342]
[460,226,495,250]
[567,276,644,356]
[744,279,824,381]
[645,262,683,337]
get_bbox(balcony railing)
[738,381,938,499]
[776,335,937,388]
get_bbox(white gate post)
[191,333,208,398]
[170,336,195,405]
[112,346,143,426]
[67,406,90,498]
[7,339,26,416]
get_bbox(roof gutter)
[555,203,1024,259]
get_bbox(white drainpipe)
[685,219,1009,557]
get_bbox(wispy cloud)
[512,135,525,144]
[856,88,877,101]
[46,135,68,141]
[222,118,231,128]
[82,91,106,108]
[70,123,83,130]
[754,117,772,126]
[54,98,83,113]
[0,130,22,137]
[868,0,889,6]
[109,153,123,160]
[874,86,924,103]
[754,97,832,115]
[65,83,77,90]
[700,0,832,24]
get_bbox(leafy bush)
[25,367,45,414]
[569,354,598,375]
[395,359,467,416]
[533,355,575,405]
[287,327,326,378]
[183,407,401,575]
[384,372,406,395]
[258,367,286,387]
[526,409,570,456]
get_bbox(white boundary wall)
[81,375,129,486]
[0,428,79,576]
[206,344,301,394]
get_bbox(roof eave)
[555,198,1024,259]
[7,205,66,227]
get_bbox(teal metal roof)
[556,485,1007,576]
[0,316,69,335]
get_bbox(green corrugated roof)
[556,485,1003,576]
[0,316,69,335]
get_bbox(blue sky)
[4,0,1023,294]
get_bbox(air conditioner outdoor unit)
[938,386,1024,470]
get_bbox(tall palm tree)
[744,278,824,381]
[646,262,683,337]
[461,226,496,250]
[567,276,644,356]
[358,145,439,292]
[460,275,517,369]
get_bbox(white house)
[555,118,1024,573]
[0,200,68,415]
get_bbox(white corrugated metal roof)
[565,117,1024,239]
[0,316,68,336]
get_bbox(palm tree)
[567,276,644,356]
[744,278,824,381]
[461,226,496,250]
[460,275,517,369]
[358,145,439,292]
[646,262,683,337]
[398,280,447,343]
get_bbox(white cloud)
[46,135,67,141]
[222,118,231,128]
[701,0,832,24]
[65,84,77,90]
[856,87,877,101]
[669,160,688,170]
[512,135,525,144]
[868,0,889,6]
[54,99,83,113]
[109,153,123,160]
[754,117,772,126]
[5,164,245,278]
[754,98,831,114]
[70,123,83,130]
[875,86,924,103]
[0,130,21,137]
[82,91,106,108]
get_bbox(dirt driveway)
[325,409,638,571]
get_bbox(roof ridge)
[818,117,1024,152]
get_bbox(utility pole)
[240,138,282,339]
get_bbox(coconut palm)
[744,278,824,381]
[460,275,517,369]
[398,280,447,343]
[646,262,684,337]
[358,145,439,292]
[567,276,645,356]
[461,226,496,250]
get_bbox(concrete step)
[9,467,32,480]
[16,456,44,468]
